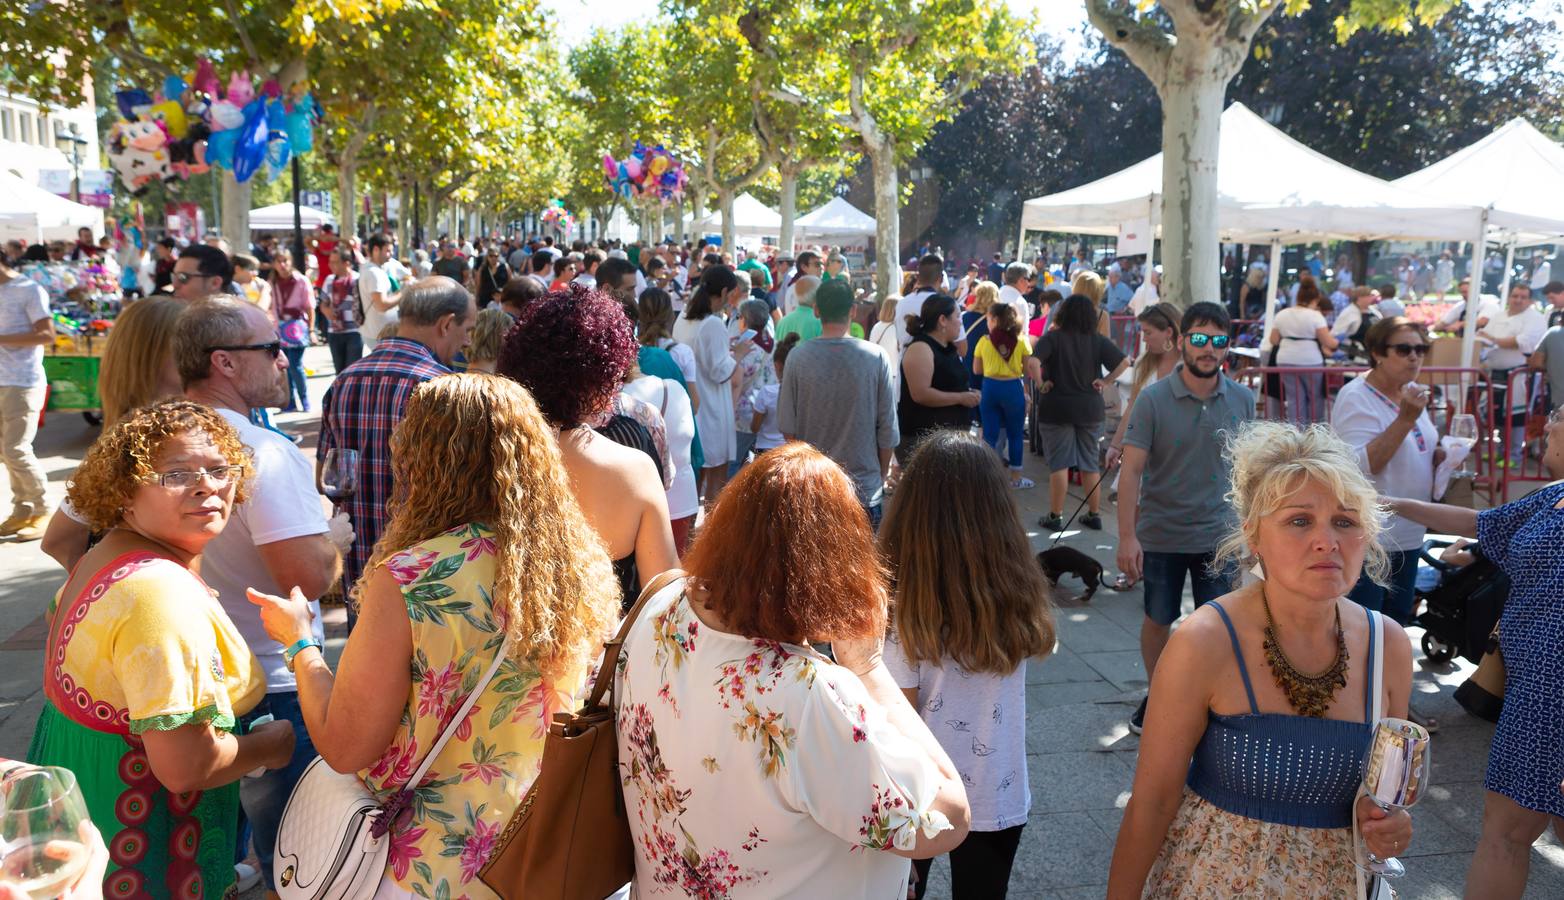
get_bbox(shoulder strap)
[1208,602,1260,715]
[1367,608,1384,725]
[585,569,686,711]
[402,632,514,791]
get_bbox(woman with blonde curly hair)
[463,306,513,374]
[28,400,295,899]
[248,374,620,900]
[1109,421,1414,899]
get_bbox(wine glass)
[1449,413,1479,478]
[0,767,90,900]
[321,448,360,501]
[1358,717,1432,879]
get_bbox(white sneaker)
[235,862,262,893]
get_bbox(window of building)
[19,111,34,145]
[0,109,14,142]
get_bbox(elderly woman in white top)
[1329,317,1439,625]
[1267,291,1339,425]
[673,265,754,502]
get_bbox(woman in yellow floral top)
[250,374,621,900]
[27,401,296,899]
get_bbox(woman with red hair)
[613,443,970,897]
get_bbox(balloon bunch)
[540,199,575,235]
[106,58,321,196]
[602,142,687,202]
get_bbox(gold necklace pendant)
[1260,589,1350,718]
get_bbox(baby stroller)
[1413,538,1508,722]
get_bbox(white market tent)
[0,171,104,243]
[686,192,781,242]
[249,202,336,231]
[796,196,876,242]
[1393,118,1564,368]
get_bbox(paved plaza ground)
[3,344,1562,898]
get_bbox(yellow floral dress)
[28,551,265,900]
[359,524,590,900]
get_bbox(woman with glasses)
[1328,317,1438,625]
[27,401,297,898]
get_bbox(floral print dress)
[614,582,952,898]
[360,524,590,900]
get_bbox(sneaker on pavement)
[8,513,49,542]
[0,510,31,536]
[235,862,262,893]
[1129,696,1148,735]
[1039,512,1065,531]
[1080,513,1103,530]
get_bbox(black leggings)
[911,824,1025,900]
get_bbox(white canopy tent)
[1393,118,1564,368]
[0,171,104,243]
[249,202,336,231]
[685,192,781,243]
[795,197,876,242]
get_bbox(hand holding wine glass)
[0,767,100,900]
[1357,717,1430,879]
[320,449,359,501]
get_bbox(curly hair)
[67,400,253,532]
[365,374,620,681]
[495,285,637,428]
[466,307,514,367]
[683,442,888,644]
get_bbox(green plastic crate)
[43,355,101,411]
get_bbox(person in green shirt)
[737,253,772,292]
[775,275,824,345]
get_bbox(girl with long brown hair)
[881,430,1056,899]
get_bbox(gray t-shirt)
[1538,326,1564,406]
[778,336,899,507]
[1122,366,1256,553]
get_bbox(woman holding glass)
[1108,421,1413,898]
[1387,409,1564,900]
[27,401,295,899]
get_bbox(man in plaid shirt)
[317,276,477,626]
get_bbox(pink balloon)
[602,154,617,177]
[624,158,643,181]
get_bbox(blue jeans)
[1142,550,1232,626]
[239,691,317,890]
[282,346,308,410]
[728,430,757,478]
[864,502,883,531]
[1347,548,1419,626]
[980,378,1026,469]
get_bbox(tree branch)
[103,5,178,81]
[1084,0,1175,89]
[222,0,261,68]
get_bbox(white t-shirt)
[1437,295,1503,329]
[996,285,1030,333]
[1482,305,1547,371]
[884,629,1030,832]
[895,289,936,348]
[1273,306,1328,366]
[1129,281,1158,315]
[750,382,783,450]
[622,376,699,520]
[202,408,329,692]
[1532,260,1552,290]
[1332,303,1372,339]
[0,276,50,388]
[1330,378,1435,551]
[358,262,396,344]
[572,272,597,289]
[868,321,901,397]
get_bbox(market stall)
[794,196,875,267]
[0,171,105,244]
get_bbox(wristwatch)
[282,638,323,673]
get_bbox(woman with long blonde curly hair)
[248,374,621,900]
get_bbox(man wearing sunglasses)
[171,243,236,302]
[1116,301,1255,734]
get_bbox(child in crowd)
[748,332,797,456]
[880,430,1057,899]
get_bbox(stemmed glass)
[0,767,90,900]
[1448,414,1478,477]
[321,449,360,502]
[1358,718,1432,879]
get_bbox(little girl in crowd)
[880,430,1058,899]
[748,332,798,457]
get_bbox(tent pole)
[1015,220,1027,267]
[1459,210,1490,415]
[1145,195,1156,274]
[1498,242,1515,302]
[1262,238,1282,342]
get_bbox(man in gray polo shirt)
[779,278,899,526]
[1116,301,1254,733]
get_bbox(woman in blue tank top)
[1108,422,1416,898]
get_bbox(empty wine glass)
[0,767,89,900]
[1358,718,1432,879]
[321,448,360,501]
[1448,413,1478,477]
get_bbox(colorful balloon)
[232,99,268,183]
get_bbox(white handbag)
[273,635,514,900]
[1354,613,1395,900]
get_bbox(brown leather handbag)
[478,570,685,900]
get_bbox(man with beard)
[174,296,347,895]
[1114,302,1253,735]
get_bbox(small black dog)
[1036,546,1105,604]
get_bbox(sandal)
[1011,476,1035,489]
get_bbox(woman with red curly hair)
[498,284,678,606]
[613,442,970,897]
[28,400,297,899]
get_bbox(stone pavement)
[3,344,1563,898]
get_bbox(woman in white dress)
[673,265,753,502]
[869,296,903,397]
[623,367,699,557]
[1266,290,1338,426]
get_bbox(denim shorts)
[1142,550,1233,626]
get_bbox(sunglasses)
[206,341,283,357]
[1387,343,1430,358]
[1186,333,1230,349]
[173,271,211,284]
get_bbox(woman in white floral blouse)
[613,442,971,897]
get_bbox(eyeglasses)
[205,341,282,357]
[1186,333,1231,349]
[1387,343,1431,358]
[173,271,209,284]
[147,465,246,489]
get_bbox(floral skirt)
[1144,789,1356,899]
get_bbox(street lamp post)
[53,122,86,203]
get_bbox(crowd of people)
[0,226,1562,900]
